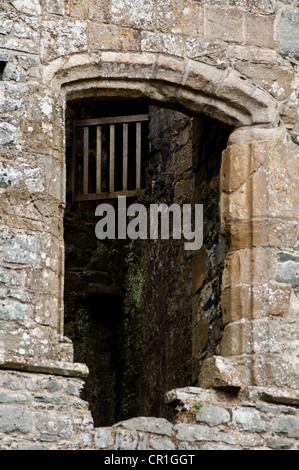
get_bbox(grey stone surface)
[266,437,294,449]
[2,63,26,83]
[276,416,299,438]
[0,19,13,35]
[43,380,62,392]
[0,93,23,113]
[276,254,299,286]
[174,423,221,442]
[115,429,138,450]
[0,406,31,433]
[0,392,31,403]
[196,404,230,427]
[35,413,74,442]
[232,407,269,433]
[0,162,22,188]
[94,427,114,449]
[8,290,30,303]
[0,272,20,288]
[3,235,38,265]
[0,300,27,321]
[278,9,299,60]
[116,416,174,437]
[11,0,42,16]
[149,438,175,450]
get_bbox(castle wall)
[0,0,298,450]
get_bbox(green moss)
[127,268,144,310]
[125,249,145,311]
[64,295,89,364]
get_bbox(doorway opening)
[64,97,231,426]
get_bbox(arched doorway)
[41,51,283,423]
[63,94,231,426]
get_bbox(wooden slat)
[70,120,76,203]
[76,114,149,128]
[75,189,143,202]
[109,124,115,192]
[83,126,89,194]
[96,126,102,194]
[136,122,141,189]
[123,123,128,191]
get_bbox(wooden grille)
[70,114,150,202]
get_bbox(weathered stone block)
[276,253,299,287]
[41,20,88,62]
[0,88,23,113]
[35,413,74,442]
[0,19,13,35]
[0,272,20,288]
[3,234,38,266]
[266,437,294,450]
[0,391,31,403]
[245,13,275,48]
[234,62,294,101]
[278,9,299,60]
[115,417,174,437]
[89,23,140,52]
[0,406,31,433]
[205,6,244,43]
[111,0,155,30]
[11,0,41,16]
[174,423,221,442]
[252,355,298,389]
[94,427,114,449]
[232,407,269,433]
[221,321,252,356]
[222,248,277,290]
[252,318,284,355]
[198,355,245,388]
[228,220,298,251]
[276,416,299,439]
[156,0,204,37]
[221,285,252,324]
[196,404,230,427]
[0,162,22,188]
[0,300,27,321]
[149,438,175,450]
[43,0,65,16]
[0,122,17,147]
[141,31,184,57]
[115,429,138,450]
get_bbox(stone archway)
[47,52,277,128]
[18,51,297,392]
[45,52,294,387]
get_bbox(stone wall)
[1,369,299,450]
[0,0,299,451]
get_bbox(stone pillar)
[199,126,299,390]
[0,82,87,378]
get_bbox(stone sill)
[0,359,89,379]
[166,385,299,409]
